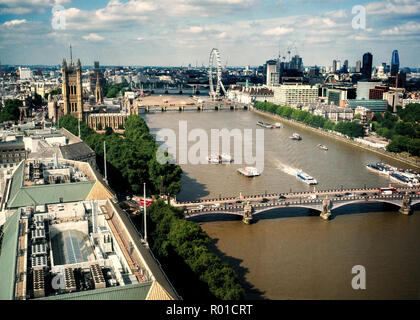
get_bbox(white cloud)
[381,21,420,35]
[82,33,104,41]
[204,0,251,3]
[325,9,347,19]
[262,26,294,36]
[216,31,227,39]
[136,36,144,41]
[0,0,70,15]
[303,17,337,28]
[366,0,420,15]
[0,0,69,5]
[183,26,204,33]
[347,34,376,41]
[60,1,158,31]
[3,19,27,27]
[0,7,33,14]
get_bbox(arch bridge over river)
[172,186,420,224]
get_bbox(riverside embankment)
[252,108,420,170]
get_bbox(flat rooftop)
[23,159,92,186]
[2,200,162,300]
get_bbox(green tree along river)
[59,114,182,196]
[143,109,420,300]
[371,103,420,156]
[254,101,365,138]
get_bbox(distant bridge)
[139,103,248,113]
[171,187,420,224]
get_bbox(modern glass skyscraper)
[332,60,337,72]
[343,60,349,71]
[290,55,303,71]
[362,52,373,80]
[391,50,399,76]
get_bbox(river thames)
[143,109,420,300]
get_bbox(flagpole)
[103,140,108,184]
[144,182,148,245]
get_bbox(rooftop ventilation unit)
[90,264,106,289]
[34,215,44,223]
[33,269,45,298]
[31,255,47,269]
[31,228,45,240]
[31,243,47,256]
[64,268,77,293]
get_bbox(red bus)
[379,187,397,195]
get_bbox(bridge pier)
[399,195,412,215]
[320,198,332,220]
[242,202,253,224]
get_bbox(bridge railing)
[176,186,419,206]
[184,192,420,215]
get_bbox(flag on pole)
[139,198,154,207]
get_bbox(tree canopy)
[32,93,43,107]
[369,103,420,156]
[44,88,61,99]
[59,114,182,196]
[103,81,130,98]
[0,99,22,122]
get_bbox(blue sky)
[0,0,419,67]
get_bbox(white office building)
[266,60,278,87]
[19,67,32,80]
[356,80,381,100]
[272,84,318,106]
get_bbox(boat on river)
[296,171,318,185]
[237,167,261,177]
[317,144,328,150]
[366,162,420,186]
[289,133,302,140]
[208,153,233,164]
[257,121,274,129]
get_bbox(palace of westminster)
[48,56,138,131]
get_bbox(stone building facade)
[86,114,129,131]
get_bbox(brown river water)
[143,109,420,300]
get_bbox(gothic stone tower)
[94,72,104,105]
[62,58,84,121]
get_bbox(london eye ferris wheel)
[208,48,227,100]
